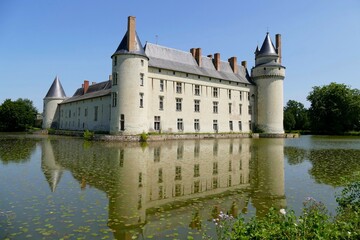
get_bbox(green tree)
[307,83,360,133]
[0,98,38,131]
[283,100,309,131]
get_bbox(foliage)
[0,98,38,132]
[83,130,94,141]
[213,182,360,239]
[307,83,360,134]
[283,100,309,131]
[139,132,148,142]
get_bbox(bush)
[83,130,94,141]
[139,132,148,142]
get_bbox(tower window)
[94,106,98,121]
[112,92,117,107]
[113,72,118,85]
[120,114,125,131]
[229,103,232,114]
[139,93,144,108]
[213,87,218,98]
[141,59,144,66]
[114,56,117,66]
[160,80,164,92]
[159,96,164,110]
[140,73,144,86]
[213,101,218,114]
[176,82,182,93]
[228,89,231,99]
[239,91,242,101]
[194,85,200,96]
[239,121,242,131]
[177,118,183,131]
[229,121,233,131]
[239,104,242,115]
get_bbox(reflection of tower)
[250,138,286,216]
[41,139,63,192]
[42,76,67,129]
[108,146,148,239]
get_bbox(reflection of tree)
[0,138,37,164]
[284,146,307,165]
[308,149,360,186]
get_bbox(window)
[78,107,80,116]
[160,80,164,92]
[141,59,144,66]
[158,168,163,183]
[228,89,231,99]
[139,93,144,108]
[113,72,118,85]
[213,101,218,113]
[140,73,144,86]
[177,118,183,131]
[213,120,218,131]
[159,96,164,110]
[229,103,232,114]
[112,92,117,107]
[213,87,218,98]
[194,100,200,112]
[238,121,242,131]
[194,119,200,131]
[248,92,250,101]
[248,105,252,115]
[239,104,242,115]
[239,91,242,101]
[154,116,161,131]
[84,108,88,117]
[113,56,117,66]
[94,106,98,121]
[213,162,218,175]
[194,164,200,177]
[194,85,200,95]
[229,121,233,131]
[175,166,182,180]
[176,98,182,111]
[249,121,252,131]
[68,110,71,118]
[120,114,125,131]
[176,82,182,93]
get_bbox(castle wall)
[58,95,111,132]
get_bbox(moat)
[0,134,359,239]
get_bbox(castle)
[43,16,285,135]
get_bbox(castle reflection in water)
[41,137,285,239]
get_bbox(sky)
[0,0,359,111]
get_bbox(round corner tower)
[110,16,149,135]
[42,76,67,129]
[251,33,285,134]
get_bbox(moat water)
[0,134,359,239]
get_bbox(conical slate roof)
[258,33,277,56]
[45,76,66,98]
[112,31,147,57]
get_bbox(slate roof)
[145,43,252,84]
[60,80,111,104]
[257,33,277,56]
[45,76,66,98]
[112,31,147,58]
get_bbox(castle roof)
[145,43,251,84]
[60,80,111,104]
[258,33,277,56]
[44,76,66,99]
[112,31,147,58]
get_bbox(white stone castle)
[43,16,285,135]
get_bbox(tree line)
[284,82,360,134]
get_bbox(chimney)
[190,48,196,58]
[276,34,282,64]
[241,60,247,70]
[228,57,238,74]
[213,53,220,71]
[83,80,89,94]
[195,48,202,67]
[127,16,136,51]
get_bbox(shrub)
[139,132,148,142]
[83,130,94,141]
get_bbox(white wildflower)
[280,208,286,215]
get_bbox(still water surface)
[0,134,359,239]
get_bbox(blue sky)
[1,0,359,111]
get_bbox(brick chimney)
[127,16,136,51]
[241,61,247,70]
[276,34,282,64]
[83,80,89,94]
[195,48,202,67]
[213,53,220,71]
[228,57,238,74]
[190,48,196,58]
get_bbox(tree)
[283,100,309,131]
[0,98,38,131]
[307,83,360,133]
